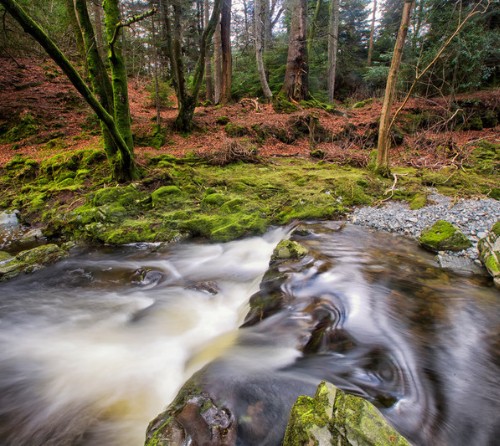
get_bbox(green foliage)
[418,220,472,252]
[0,112,39,143]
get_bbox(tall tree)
[255,0,273,100]
[375,0,413,176]
[0,0,139,181]
[327,0,340,102]
[164,0,222,130]
[204,0,214,102]
[367,0,377,66]
[220,0,232,103]
[281,0,308,101]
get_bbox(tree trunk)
[327,0,339,103]
[307,0,322,57]
[375,0,413,176]
[367,0,377,66]
[255,0,272,100]
[220,0,232,104]
[0,0,137,182]
[281,0,308,101]
[92,0,105,60]
[74,0,122,175]
[167,0,222,130]
[63,0,86,66]
[102,0,134,152]
[204,0,214,102]
[213,21,222,104]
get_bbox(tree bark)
[63,0,86,66]
[255,0,272,100]
[307,0,322,57]
[375,0,413,176]
[0,0,137,182]
[367,0,377,66]
[281,0,308,101]
[204,0,214,102]
[220,0,232,104]
[327,0,339,103]
[213,21,222,104]
[92,0,105,60]
[102,0,134,152]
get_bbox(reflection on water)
[0,223,498,445]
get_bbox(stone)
[0,210,20,227]
[0,244,67,282]
[418,220,472,252]
[271,240,308,262]
[283,381,410,446]
[477,221,500,288]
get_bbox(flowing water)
[0,223,498,445]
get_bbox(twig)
[110,8,156,49]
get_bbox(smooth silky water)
[0,223,498,445]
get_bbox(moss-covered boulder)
[418,220,472,252]
[477,221,500,288]
[283,381,410,446]
[0,243,67,282]
[271,240,308,262]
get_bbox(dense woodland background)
[0,0,498,181]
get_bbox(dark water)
[0,223,498,445]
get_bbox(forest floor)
[0,57,499,169]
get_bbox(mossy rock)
[418,220,472,252]
[409,193,427,210]
[271,240,308,262]
[151,186,184,207]
[92,184,143,207]
[477,220,500,288]
[0,251,13,262]
[352,98,374,109]
[216,116,230,125]
[0,244,66,282]
[283,381,410,446]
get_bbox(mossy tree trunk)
[281,0,308,101]
[74,0,124,178]
[375,0,413,177]
[0,0,137,182]
[164,0,222,131]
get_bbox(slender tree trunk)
[307,0,322,57]
[204,0,214,102]
[93,0,105,60]
[281,0,308,101]
[376,0,413,176]
[213,21,222,104]
[63,0,86,66]
[168,0,222,130]
[0,0,136,181]
[255,0,272,100]
[327,0,339,102]
[367,0,377,66]
[220,0,232,104]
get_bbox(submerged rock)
[418,220,472,252]
[0,243,67,282]
[478,221,500,288]
[283,382,410,446]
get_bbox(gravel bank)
[349,189,500,263]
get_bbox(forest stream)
[0,222,498,446]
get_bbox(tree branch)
[110,7,156,49]
[387,0,491,133]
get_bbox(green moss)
[409,193,427,210]
[201,193,228,207]
[419,220,472,252]
[271,240,308,261]
[491,221,500,237]
[352,98,374,109]
[224,123,249,137]
[151,186,184,207]
[216,116,230,125]
[484,254,500,274]
[92,185,143,207]
[0,112,39,143]
[272,92,299,113]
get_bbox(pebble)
[348,189,500,261]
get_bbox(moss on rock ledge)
[418,220,472,252]
[283,381,410,446]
